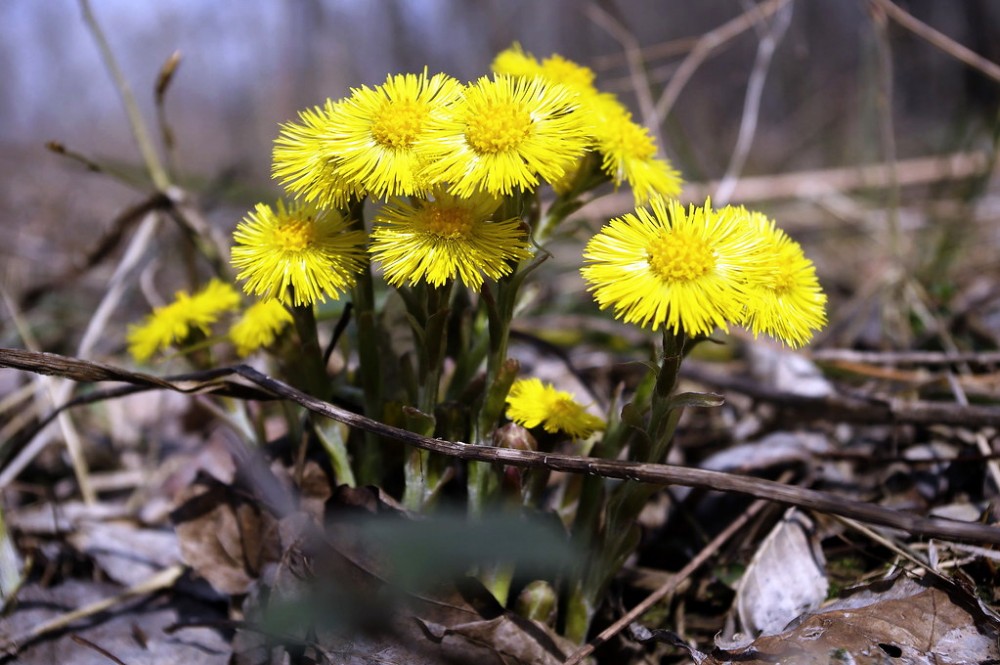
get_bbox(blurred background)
[1,0,998,351]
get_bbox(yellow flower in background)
[273,99,362,209]
[127,279,240,362]
[506,378,605,439]
[581,198,764,336]
[491,43,543,80]
[229,299,294,357]
[593,99,682,204]
[492,44,599,99]
[329,71,463,199]
[369,189,532,290]
[231,200,366,306]
[740,212,827,347]
[419,74,590,197]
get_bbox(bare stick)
[1,565,184,655]
[586,3,663,148]
[78,0,169,190]
[2,348,1000,545]
[714,1,794,205]
[654,0,791,120]
[870,0,1000,84]
[583,150,992,219]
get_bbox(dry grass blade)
[1,347,999,546]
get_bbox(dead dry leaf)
[171,479,282,596]
[708,573,1000,664]
[733,509,828,637]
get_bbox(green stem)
[346,200,384,486]
[288,302,328,398]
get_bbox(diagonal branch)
[1,347,999,545]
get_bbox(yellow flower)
[419,74,590,197]
[740,212,827,347]
[229,299,294,357]
[369,189,532,290]
[273,99,362,209]
[581,198,764,336]
[492,45,599,98]
[506,378,605,439]
[491,43,543,80]
[593,99,682,204]
[127,279,240,362]
[326,71,463,199]
[231,200,367,306]
[540,54,598,96]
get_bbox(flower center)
[371,100,425,149]
[423,206,474,238]
[466,103,532,154]
[647,229,714,282]
[273,218,315,252]
[769,265,796,295]
[611,121,656,160]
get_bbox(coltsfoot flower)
[273,99,362,209]
[229,299,294,357]
[231,200,366,306]
[127,279,240,362]
[581,198,764,336]
[419,74,590,197]
[328,71,463,199]
[505,378,605,439]
[369,189,532,290]
[593,98,682,204]
[740,212,827,347]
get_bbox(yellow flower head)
[740,212,827,347]
[127,279,240,362]
[540,54,598,96]
[369,189,532,290]
[581,198,764,336]
[594,98,682,204]
[493,45,599,98]
[506,378,605,439]
[231,200,367,306]
[328,71,463,200]
[273,99,362,209]
[419,74,590,197]
[229,299,294,357]
[491,43,543,79]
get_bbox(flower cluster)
[127,279,240,362]
[127,278,295,362]
[581,198,826,346]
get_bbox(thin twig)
[563,472,791,665]
[586,3,662,148]
[583,150,992,219]
[810,349,1000,366]
[1,565,184,655]
[2,348,1000,545]
[870,0,1000,84]
[654,0,791,121]
[714,1,794,205]
[78,0,169,190]
[1,293,95,504]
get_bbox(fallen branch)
[1,347,999,545]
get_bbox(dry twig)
[2,348,999,545]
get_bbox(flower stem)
[346,200,384,486]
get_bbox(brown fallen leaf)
[704,573,1000,664]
